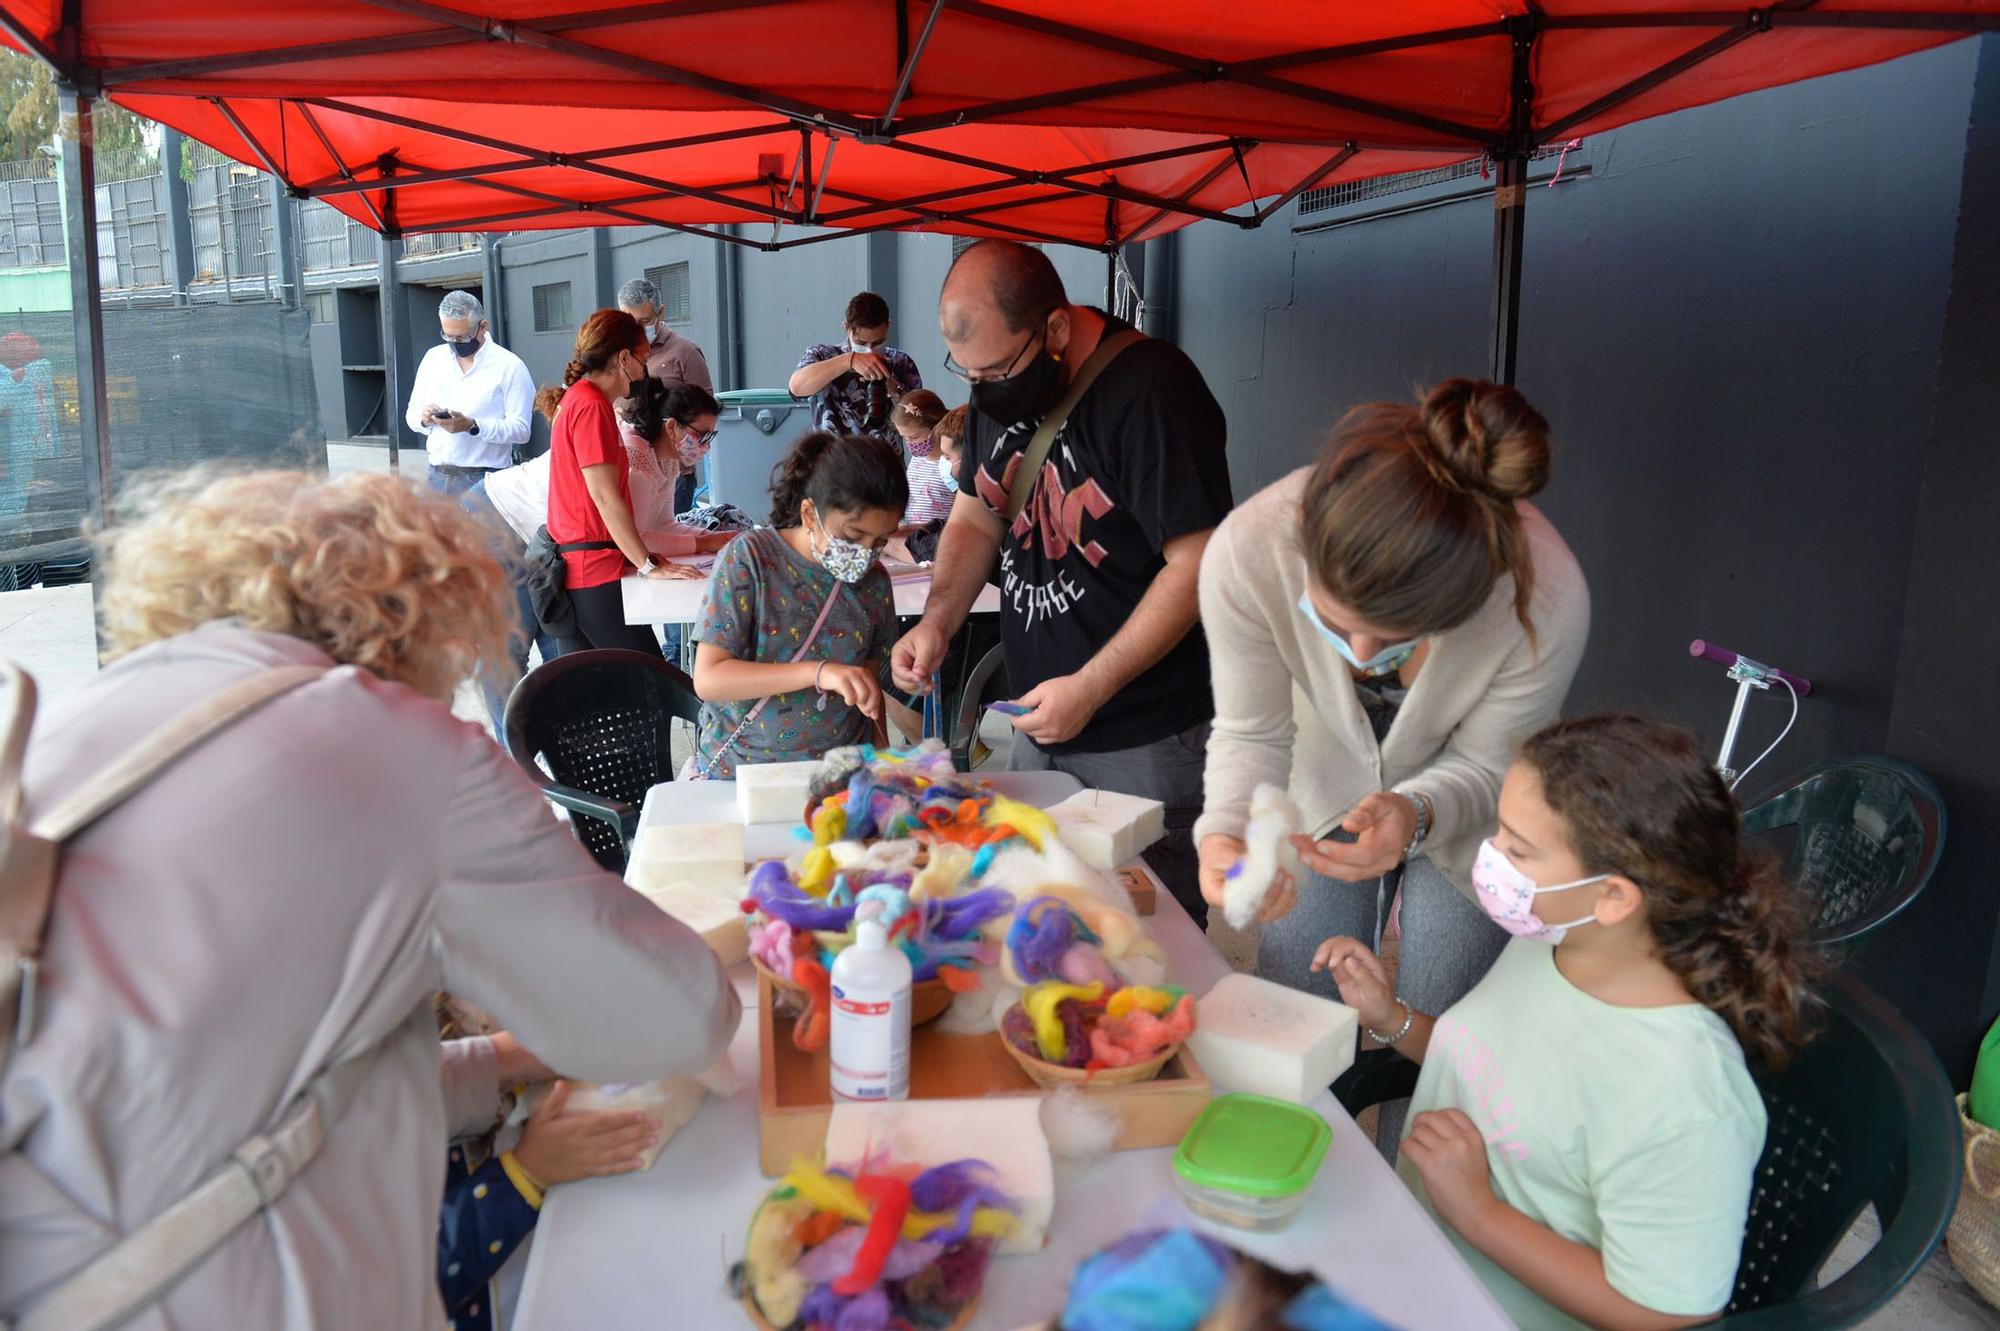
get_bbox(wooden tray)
[755,972,1209,1175]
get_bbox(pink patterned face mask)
[674,424,714,469]
[1470,839,1607,944]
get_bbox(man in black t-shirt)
[891,240,1232,923]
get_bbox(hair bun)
[1418,378,1551,502]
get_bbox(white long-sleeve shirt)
[404,338,535,470]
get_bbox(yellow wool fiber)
[982,796,1055,850]
[1023,980,1105,1061]
[745,1193,815,1327]
[798,846,836,896]
[910,842,973,902]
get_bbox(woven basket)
[744,1291,978,1331]
[1949,1094,2000,1310]
[998,1008,1178,1089]
[750,955,956,1027]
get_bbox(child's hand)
[1401,1109,1501,1238]
[512,1081,660,1186]
[818,663,885,722]
[1310,936,1399,1030]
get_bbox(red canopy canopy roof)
[4,1,1996,246]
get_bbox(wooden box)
[755,974,1209,1175]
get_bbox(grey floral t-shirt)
[692,526,898,777]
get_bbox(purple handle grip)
[1688,640,1813,697]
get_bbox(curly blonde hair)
[95,468,516,704]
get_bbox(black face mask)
[969,344,1064,429]
[446,334,482,359]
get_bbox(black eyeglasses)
[944,326,1045,385]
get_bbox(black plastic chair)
[502,648,699,873]
[1331,970,1961,1329]
[1739,757,1945,949]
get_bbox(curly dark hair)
[1520,713,1823,1069]
[768,430,909,529]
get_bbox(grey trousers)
[1009,720,1209,928]
[1257,854,1507,1158]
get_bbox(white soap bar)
[539,1076,706,1171]
[824,1097,1054,1255]
[1187,973,1358,1105]
[631,879,750,966]
[736,761,821,825]
[631,822,744,895]
[1046,789,1167,872]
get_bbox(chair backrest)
[504,649,699,871]
[1739,756,1945,948]
[1720,971,1960,1327]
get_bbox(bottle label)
[829,982,911,1101]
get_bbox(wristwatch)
[637,558,658,575]
[467,420,480,436]
[1397,788,1434,862]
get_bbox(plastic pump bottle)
[829,916,912,1101]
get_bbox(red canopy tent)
[1,1,1996,504]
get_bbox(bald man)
[891,240,1231,923]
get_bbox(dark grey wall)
[1172,36,1992,1071]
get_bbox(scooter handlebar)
[1688,640,1813,697]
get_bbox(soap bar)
[540,1076,705,1171]
[631,879,750,966]
[1187,973,1358,1105]
[631,822,745,895]
[736,760,821,826]
[1046,789,1167,872]
[824,1097,1054,1255]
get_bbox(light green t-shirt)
[1397,938,1766,1330]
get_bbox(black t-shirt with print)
[957,312,1232,754]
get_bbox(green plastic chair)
[1739,757,1945,949]
[502,648,699,873]
[1332,970,1961,1328]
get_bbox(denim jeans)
[1009,720,1210,928]
[427,465,495,498]
[458,480,577,739]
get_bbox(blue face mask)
[1297,589,1418,678]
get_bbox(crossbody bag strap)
[695,568,847,778]
[1003,328,1144,525]
[32,665,328,843]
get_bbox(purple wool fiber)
[1056,998,1093,1067]
[799,1283,848,1326]
[927,888,1013,940]
[908,1162,1015,1246]
[834,1287,894,1331]
[751,861,858,932]
[794,1229,943,1284]
[902,1238,993,1312]
[1007,897,1077,983]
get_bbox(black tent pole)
[58,85,114,569]
[1489,17,1538,386]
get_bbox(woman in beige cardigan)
[1196,380,1590,1144]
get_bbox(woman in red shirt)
[534,310,701,654]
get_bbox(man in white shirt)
[404,289,534,496]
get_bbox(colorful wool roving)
[735,1156,1014,1330]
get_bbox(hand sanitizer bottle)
[829,917,912,1101]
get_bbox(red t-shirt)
[546,379,631,589]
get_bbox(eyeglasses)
[690,427,718,447]
[944,324,1046,385]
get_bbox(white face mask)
[936,456,959,493]
[850,338,886,357]
[647,322,666,346]
[1470,839,1607,944]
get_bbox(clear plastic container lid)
[1173,1093,1332,1198]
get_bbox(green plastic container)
[1172,1093,1332,1231]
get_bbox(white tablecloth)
[622,565,1003,625]
[510,780,1511,1331]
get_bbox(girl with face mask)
[688,431,908,777]
[1194,378,1592,1155]
[1314,714,1819,1331]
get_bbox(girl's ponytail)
[769,431,838,527]
[1521,714,1823,1069]
[533,385,566,421]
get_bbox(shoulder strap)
[30,664,328,843]
[1004,328,1144,524]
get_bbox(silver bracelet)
[1365,1000,1415,1046]
[1397,788,1433,862]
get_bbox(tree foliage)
[0,50,157,169]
